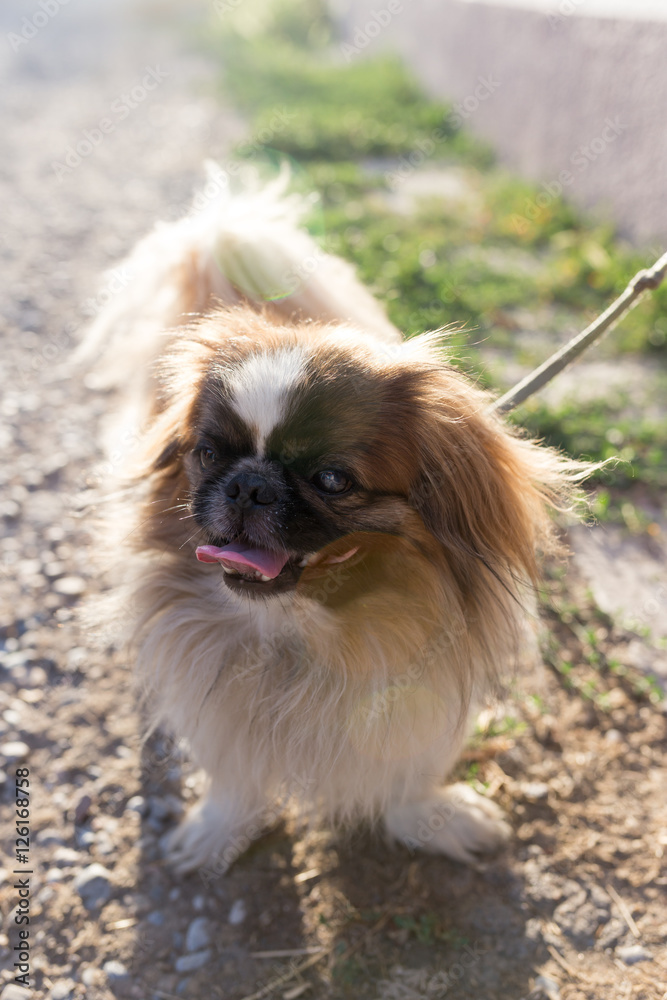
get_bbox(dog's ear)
[409,367,578,597]
[153,437,182,471]
[117,397,190,482]
[141,402,191,474]
[129,331,221,477]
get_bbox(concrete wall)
[334,0,667,247]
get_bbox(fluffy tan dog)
[82,167,584,875]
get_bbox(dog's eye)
[312,469,352,495]
[197,447,217,470]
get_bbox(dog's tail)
[76,163,401,387]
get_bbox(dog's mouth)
[195,539,359,596]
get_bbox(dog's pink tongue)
[195,543,290,579]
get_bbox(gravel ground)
[1,4,666,1000]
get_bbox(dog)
[81,166,585,874]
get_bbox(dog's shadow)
[321,826,543,998]
[127,739,544,1000]
[127,733,307,999]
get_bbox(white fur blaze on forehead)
[228,346,307,453]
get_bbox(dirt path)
[1,4,666,1000]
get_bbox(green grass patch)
[392,913,468,947]
[540,569,665,705]
[206,0,667,489]
[217,33,492,164]
[208,0,667,353]
[229,46,460,161]
[315,180,667,366]
[211,0,490,163]
[513,394,667,490]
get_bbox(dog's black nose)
[225,472,277,508]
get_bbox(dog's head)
[137,307,575,615]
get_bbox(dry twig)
[240,912,391,1000]
[492,251,667,414]
[546,944,594,984]
[607,883,641,939]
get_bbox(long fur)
[77,164,400,387]
[83,167,589,872]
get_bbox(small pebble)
[228,899,246,925]
[597,917,626,950]
[74,863,114,909]
[49,981,75,1000]
[17,687,43,703]
[53,575,86,596]
[174,950,211,972]
[43,561,66,579]
[23,666,48,688]
[185,916,210,952]
[1,986,31,1000]
[95,832,115,855]
[52,847,80,867]
[126,794,148,816]
[36,828,66,847]
[147,910,165,926]
[616,944,653,965]
[74,794,93,825]
[521,781,549,802]
[605,728,623,743]
[533,974,561,999]
[77,829,97,849]
[103,960,129,982]
[192,894,206,911]
[0,741,30,760]
[66,647,88,669]
[1,650,34,669]
[81,969,98,987]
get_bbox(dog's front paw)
[384,782,511,864]
[161,795,264,877]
